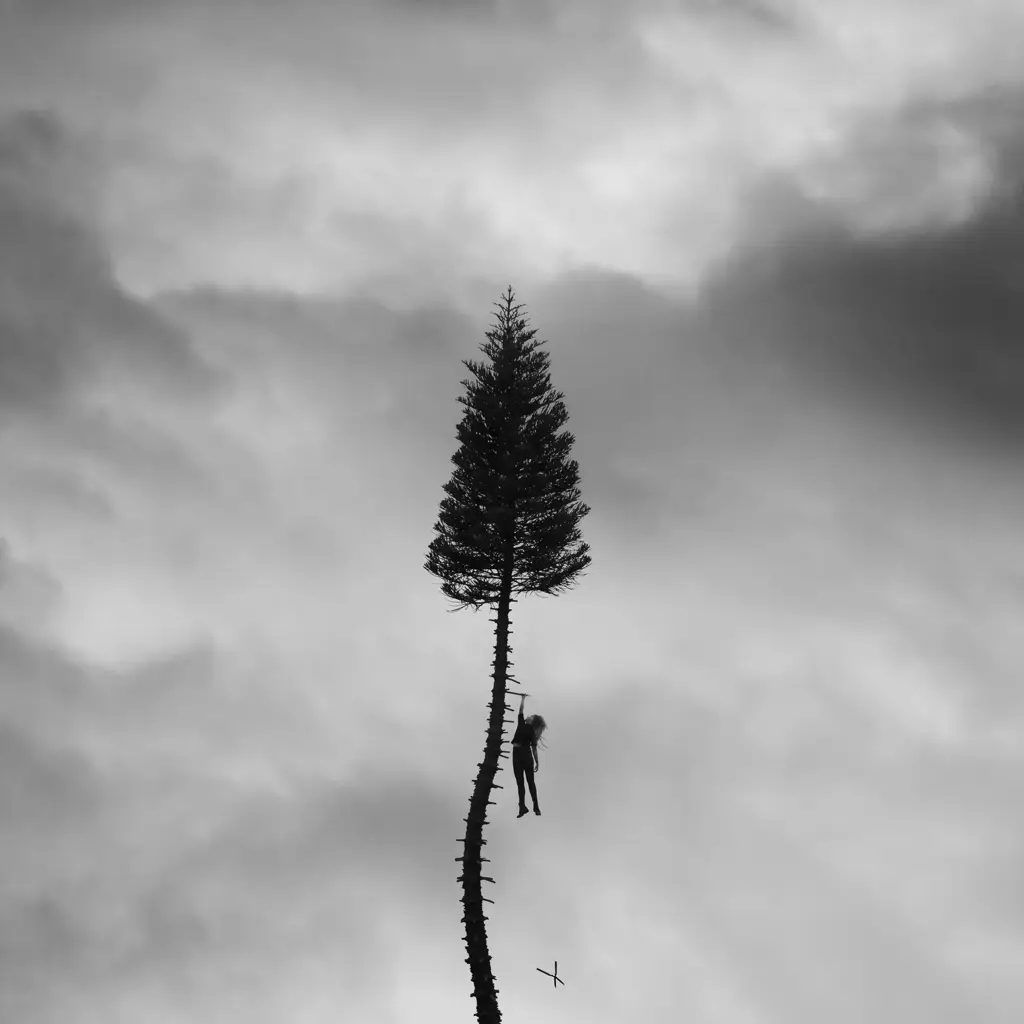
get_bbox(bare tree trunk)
[458,574,515,1024]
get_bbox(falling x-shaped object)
[536,960,565,988]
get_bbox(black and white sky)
[2,1,1023,1022]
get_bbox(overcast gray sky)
[1,1,1023,1022]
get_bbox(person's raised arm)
[518,693,527,724]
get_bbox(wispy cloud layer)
[4,0,1024,297]
[1,2,1023,1022]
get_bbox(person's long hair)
[526,714,548,749]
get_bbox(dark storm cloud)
[0,109,223,417]
[0,107,236,539]
[487,116,1024,497]
[696,186,1024,449]
[688,97,1024,452]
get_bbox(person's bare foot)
[517,807,528,818]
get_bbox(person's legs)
[524,762,540,815]
[512,749,527,816]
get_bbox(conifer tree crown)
[425,287,591,609]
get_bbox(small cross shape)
[536,960,565,988]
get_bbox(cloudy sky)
[2,1,1023,1021]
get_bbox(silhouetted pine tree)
[425,286,591,1024]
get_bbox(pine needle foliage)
[425,287,591,609]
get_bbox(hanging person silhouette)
[511,693,547,818]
